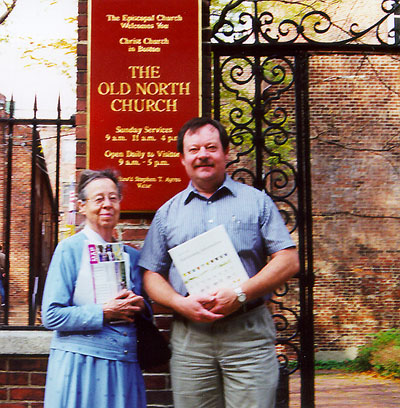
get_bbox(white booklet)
[168,225,248,295]
[87,242,129,304]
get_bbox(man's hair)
[77,169,121,201]
[177,117,229,154]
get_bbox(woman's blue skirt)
[44,349,146,408]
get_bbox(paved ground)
[290,370,400,407]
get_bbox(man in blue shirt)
[139,117,299,408]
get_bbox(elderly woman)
[42,169,147,408]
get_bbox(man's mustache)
[194,160,214,168]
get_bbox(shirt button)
[207,201,212,205]
[208,219,214,223]
[123,332,128,336]
[124,350,128,354]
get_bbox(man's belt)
[226,298,265,320]
[173,298,264,323]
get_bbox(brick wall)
[7,126,33,325]
[0,331,51,407]
[142,304,174,407]
[0,353,175,408]
[309,54,400,358]
[0,93,6,243]
[0,356,47,407]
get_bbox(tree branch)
[314,211,400,220]
[313,134,397,153]
[0,0,17,25]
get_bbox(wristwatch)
[234,286,247,304]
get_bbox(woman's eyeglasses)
[84,194,121,206]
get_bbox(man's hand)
[103,289,144,323]
[174,293,224,323]
[143,270,224,323]
[208,287,241,317]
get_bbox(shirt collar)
[82,225,109,244]
[183,174,237,205]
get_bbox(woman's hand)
[103,289,144,323]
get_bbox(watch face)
[235,287,247,303]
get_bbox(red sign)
[88,0,201,212]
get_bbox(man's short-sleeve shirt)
[138,175,295,296]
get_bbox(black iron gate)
[0,97,75,326]
[209,1,400,407]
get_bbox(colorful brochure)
[87,242,129,304]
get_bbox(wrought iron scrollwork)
[211,0,400,46]
[217,50,300,370]
[221,54,298,233]
[271,282,301,374]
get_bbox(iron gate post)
[294,51,315,408]
[275,366,290,408]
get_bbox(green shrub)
[350,328,400,378]
[315,360,353,370]
[286,360,353,371]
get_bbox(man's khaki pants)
[170,305,279,408]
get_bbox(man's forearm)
[143,270,182,309]
[241,248,300,302]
